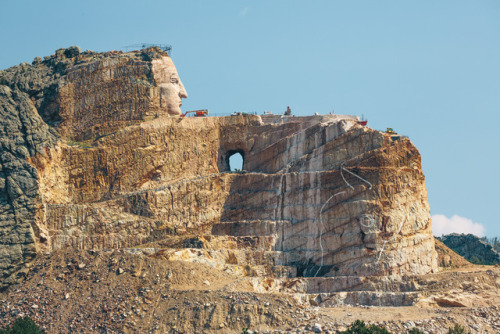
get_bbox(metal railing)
[122,43,172,55]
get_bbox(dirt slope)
[1,249,498,333]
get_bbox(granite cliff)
[1,46,499,333]
[0,46,438,291]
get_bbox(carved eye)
[170,76,179,84]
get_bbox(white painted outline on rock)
[316,162,406,275]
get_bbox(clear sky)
[1,1,499,236]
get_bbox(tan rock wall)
[57,57,154,140]
[31,115,437,277]
[1,48,438,288]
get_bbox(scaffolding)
[123,43,172,55]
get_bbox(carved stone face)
[152,56,188,115]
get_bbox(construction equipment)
[231,112,254,116]
[181,109,209,118]
[386,128,396,134]
[358,115,368,126]
[123,43,172,55]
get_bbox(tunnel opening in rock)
[294,261,333,277]
[226,150,245,172]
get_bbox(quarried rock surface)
[29,115,437,280]
[1,47,437,295]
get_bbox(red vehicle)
[181,109,209,117]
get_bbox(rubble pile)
[0,249,499,333]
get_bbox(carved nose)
[179,84,188,99]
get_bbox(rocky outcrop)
[0,47,438,291]
[437,234,500,265]
[0,46,171,288]
[0,85,57,289]
[0,46,180,142]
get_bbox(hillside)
[437,234,500,265]
[0,248,499,333]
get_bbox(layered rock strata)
[0,47,437,290]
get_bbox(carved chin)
[166,105,182,115]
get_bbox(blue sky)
[1,1,499,236]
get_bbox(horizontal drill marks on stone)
[30,117,436,282]
[1,48,436,294]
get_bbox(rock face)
[0,84,56,288]
[437,234,500,265]
[0,47,437,291]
